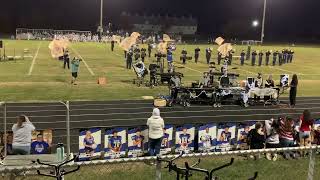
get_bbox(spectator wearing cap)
[147,108,164,156]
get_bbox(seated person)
[265,74,275,88]
[200,72,211,87]
[255,73,263,88]
[31,134,50,154]
[220,72,230,88]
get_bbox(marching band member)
[240,50,245,66]
[194,47,200,63]
[205,47,211,64]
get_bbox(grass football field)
[0,40,320,101]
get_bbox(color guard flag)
[215,37,225,46]
[157,41,168,54]
[48,39,70,58]
[217,43,233,58]
[163,34,173,42]
[119,32,140,51]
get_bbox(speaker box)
[0,41,2,48]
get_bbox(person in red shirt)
[299,110,314,147]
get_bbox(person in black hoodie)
[248,122,265,150]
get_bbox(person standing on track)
[147,108,164,156]
[289,74,298,107]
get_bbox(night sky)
[0,0,319,41]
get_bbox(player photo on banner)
[198,124,217,152]
[175,125,195,153]
[79,128,102,161]
[104,128,127,159]
[160,125,173,155]
[30,129,53,154]
[128,127,149,158]
[216,123,236,152]
[237,122,255,150]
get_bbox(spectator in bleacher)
[265,118,280,161]
[31,134,50,154]
[6,134,14,155]
[12,115,35,155]
[247,122,265,160]
[248,122,265,150]
[299,110,314,148]
[279,117,297,159]
[289,74,298,107]
[147,108,164,156]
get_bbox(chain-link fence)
[1,146,320,180]
[1,100,320,180]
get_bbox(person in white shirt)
[12,115,35,155]
[147,108,164,156]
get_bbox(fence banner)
[79,128,102,161]
[198,124,217,152]
[128,127,149,157]
[160,125,173,155]
[216,123,236,152]
[104,128,127,159]
[175,124,195,153]
[237,122,256,150]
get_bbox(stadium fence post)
[155,159,162,180]
[307,148,316,180]
[2,102,7,157]
[60,101,71,159]
[66,101,71,159]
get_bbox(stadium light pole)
[98,0,104,36]
[261,0,267,43]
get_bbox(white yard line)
[70,46,95,76]
[237,68,256,75]
[184,66,202,73]
[268,66,304,75]
[27,42,42,76]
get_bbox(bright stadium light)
[252,20,259,27]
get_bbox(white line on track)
[27,42,42,75]
[70,46,95,76]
